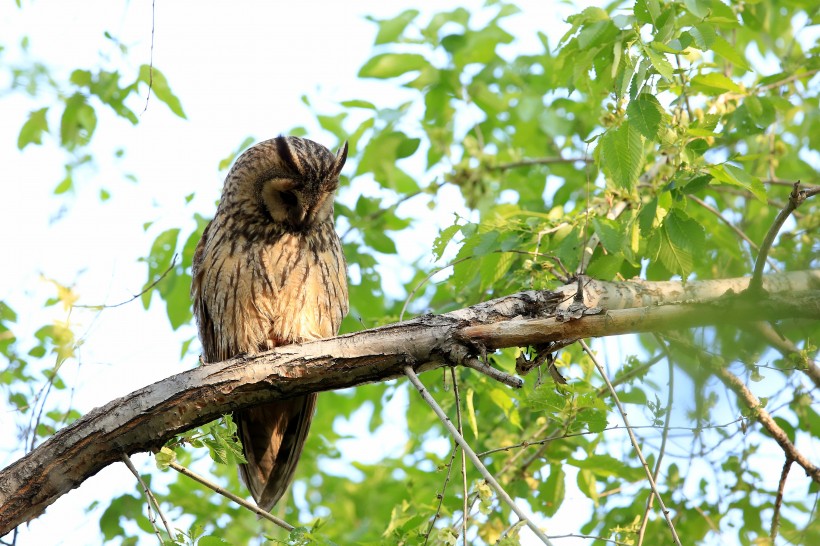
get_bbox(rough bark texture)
[0,271,818,533]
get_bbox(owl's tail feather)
[235,393,318,512]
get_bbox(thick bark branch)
[0,271,818,534]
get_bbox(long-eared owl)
[191,136,348,510]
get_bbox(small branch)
[491,157,593,171]
[167,461,294,531]
[142,0,156,114]
[460,356,523,389]
[753,321,820,389]
[770,457,793,543]
[713,366,820,484]
[121,454,175,542]
[637,336,675,546]
[423,441,458,546]
[580,340,682,546]
[687,195,769,266]
[751,182,818,292]
[403,366,555,546]
[451,368,469,545]
[546,534,631,545]
[75,254,178,310]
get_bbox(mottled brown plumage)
[191,136,348,511]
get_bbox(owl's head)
[223,136,348,231]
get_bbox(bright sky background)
[1,1,810,545]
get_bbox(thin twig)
[142,0,156,114]
[460,356,523,389]
[491,157,593,170]
[399,256,471,321]
[167,461,294,531]
[770,457,793,543]
[688,194,763,252]
[121,454,175,542]
[451,368,469,545]
[477,419,747,458]
[713,366,820,483]
[580,340,683,546]
[76,254,179,309]
[423,442,459,546]
[753,321,820,389]
[751,182,819,292]
[403,365,555,546]
[638,336,675,545]
[546,534,631,545]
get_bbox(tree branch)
[714,365,820,483]
[0,271,818,533]
[750,182,819,292]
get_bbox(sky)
[0,1,608,544]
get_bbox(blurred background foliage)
[2,0,819,545]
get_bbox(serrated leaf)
[432,223,461,260]
[644,46,674,81]
[657,209,705,278]
[627,93,663,139]
[601,121,644,190]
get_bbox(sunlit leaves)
[627,93,663,139]
[601,121,644,190]
[709,164,767,203]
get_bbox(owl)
[191,136,349,511]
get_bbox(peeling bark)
[0,270,818,534]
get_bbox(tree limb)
[0,271,818,533]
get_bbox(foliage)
[2,1,819,545]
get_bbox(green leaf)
[466,388,479,438]
[17,107,49,149]
[60,94,97,150]
[591,217,625,254]
[576,468,600,505]
[711,36,749,71]
[690,72,742,94]
[657,209,705,279]
[644,46,674,81]
[601,121,644,190]
[358,53,430,79]
[542,465,566,516]
[432,223,461,260]
[155,446,176,470]
[627,93,663,139]
[138,65,187,118]
[370,9,419,45]
[708,164,767,203]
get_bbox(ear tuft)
[332,141,348,178]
